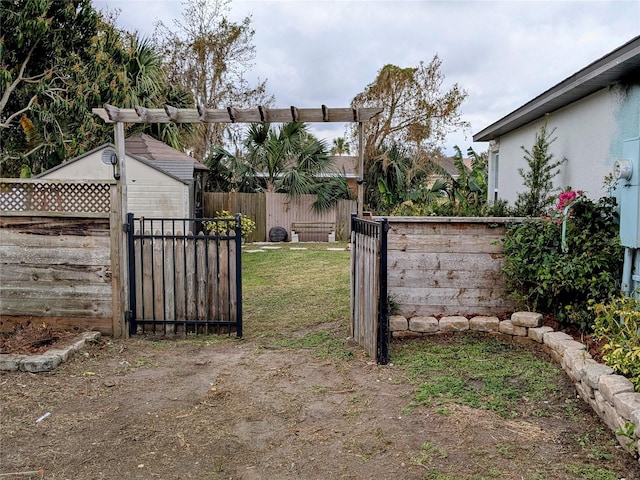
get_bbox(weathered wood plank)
[0,295,112,317]
[218,240,230,321]
[0,216,110,234]
[0,264,111,284]
[174,233,186,322]
[196,234,207,322]
[387,233,504,254]
[94,106,383,124]
[152,232,165,324]
[163,234,176,328]
[389,286,510,307]
[141,235,154,327]
[388,251,506,271]
[0,315,113,335]
[2,245,112,265]
[388,222,510,237]
[387,268,505,288]
[185,234,196,322]
[400,303,515,318]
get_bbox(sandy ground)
[1,331,639,480]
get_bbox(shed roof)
[125,133,208,176]
[473,35,640,142]
[36,136,200,185]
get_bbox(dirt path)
[1,334,639,479]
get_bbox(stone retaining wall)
[390,311,640,460]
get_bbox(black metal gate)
[350,214,389,364]
[126,214,242,337]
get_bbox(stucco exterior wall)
[40,152,190,218]
[491,84,640,204]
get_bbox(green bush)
[592,294,640,391]
[205,210,256,239]
[502,193,623,331]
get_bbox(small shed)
[38,134,207,218]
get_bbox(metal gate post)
[235,214,243,338]
[377,218,390,365]
[126,213,137,335]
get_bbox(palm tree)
[244,122,332,194]
[124,34,195,150]
[330,137,351,155]
[207,122,339,198]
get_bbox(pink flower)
[557,189,583,211]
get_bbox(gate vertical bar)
[235,214,243,338]
[377,218,389,365]
[126,213,137,335]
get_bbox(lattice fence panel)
[0,181,111,213]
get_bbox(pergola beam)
[93,104,383,124]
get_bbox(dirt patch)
[0,321,79,355]
[1,333,639,479]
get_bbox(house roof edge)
[473,35,640,142]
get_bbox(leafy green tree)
[503,194,622,330]
[1,0,105,175]
[0,1,193,176]
[153,0,273,159]
[207,122,334,196]
[365,143,447,214]
[350,56,468,211]
[122,34,195,150]
[514,123,567,216]
[436,146,488,216]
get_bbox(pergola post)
[357,121,364,217]
[113,122,128,337]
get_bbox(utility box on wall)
[617,138,640,248]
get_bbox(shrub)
[592,294,640,391]
[205,210,256,239]
[502,192,623,331]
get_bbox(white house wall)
[492,85,638,204]
[40,151,190,218]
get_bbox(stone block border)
[0,331,101,373]
[391,312,640,460]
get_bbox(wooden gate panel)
[127,215,242,336]
[350,216,389,364]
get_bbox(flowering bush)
[556,188,584,212]
[502,192,623,331]
[205,210,256,239]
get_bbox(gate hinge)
[125,310,133,322]
[123,223,131,233]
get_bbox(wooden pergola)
[93,104,382,218]
[93,104,382,337]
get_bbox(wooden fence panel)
[385,217,519,317]
[0,216,114,334]
[204,192,355,242]
[204,192,266,243]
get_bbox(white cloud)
[93,0,640,155]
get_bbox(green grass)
[242,242,351,343]
[392,334,564,418]
[567,464,619,480]
[240,245,633,478]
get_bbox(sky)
[93,0,640,156]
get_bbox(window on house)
[491,153,499,202]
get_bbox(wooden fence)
[204,192,356,242]
[0,180,121,335]
[384,217,521,317]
